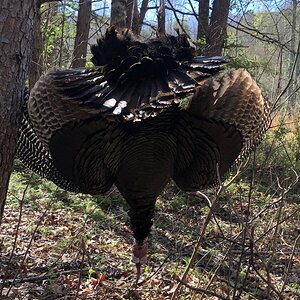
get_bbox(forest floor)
[0,165,300,300]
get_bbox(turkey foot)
[132,239,148,284]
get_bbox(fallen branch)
[1,267,95,285]
[175,277,228,300]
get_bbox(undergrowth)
[0,113,299,300]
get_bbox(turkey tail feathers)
[33,28,230,123]
[90,26,137,67]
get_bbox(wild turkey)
[17,27,270,274]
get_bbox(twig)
[280,234,300,294]
[251,263,283,299]
[171,165,223,300]
[74,239,86,299]
[273,29,300,111]
[5,200,53,297]
[232,151,256,299]
[266,186,285,299]
[235,226,255,299]
[228,15,291,52]
[199,231,244,300]
[175,277,228,300]
[224,158,250,189]
[165,0,193,43]
[47,188,118,270]
[0,184,29,294]
[254,209,299,245]
[1,268,94,284]
[137,254,170,286]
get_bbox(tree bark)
[126,0,148,34]
[131,0,139,33]
[0,0,39,223]
[72,0,92,68]
[157,0,166,35]
[111,0,127,29]
[204,0,230,56]
[136,0,148,34]
[126,0,134,29]
[197,0,209,42]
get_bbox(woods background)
[0,0,299,299]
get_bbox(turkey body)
[17,27,270,263]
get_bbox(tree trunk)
[126,0,139,31]
[29,7,43,90]
[197,0,209,42]
[43,2,59,68]
[157,0,166,35]
[0,0,39,223]
[72,0,92,68]
[204,0,230,56]
[111,0,127,29]
[127,0,148,34]
[126,0,134,29]
[131,0,139,33]
[136,0,149,34]
[288,0,297,110]
[58,1,66,68]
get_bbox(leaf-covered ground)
[1,154,300,299]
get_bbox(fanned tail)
[36,27,230,123]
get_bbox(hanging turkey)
[17,26,270,275]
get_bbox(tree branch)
[161,3,292,53]
[165,0,193,43]
[175,277,228,300]
[40,0,62,3]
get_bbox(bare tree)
[136,0,149,34]
[111,0,127,29]
[72,0,92,68]
[158,0,166,35]
[197,0,209,42]
[58,0,66,67]
[288,0,297,109]
[126,0,149,34]
[0,0,39,223]
[42,2,59,68]
[205,0,230,55]
[166,0,230,55]
[29,6,43,90]
[126,0,138,29]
